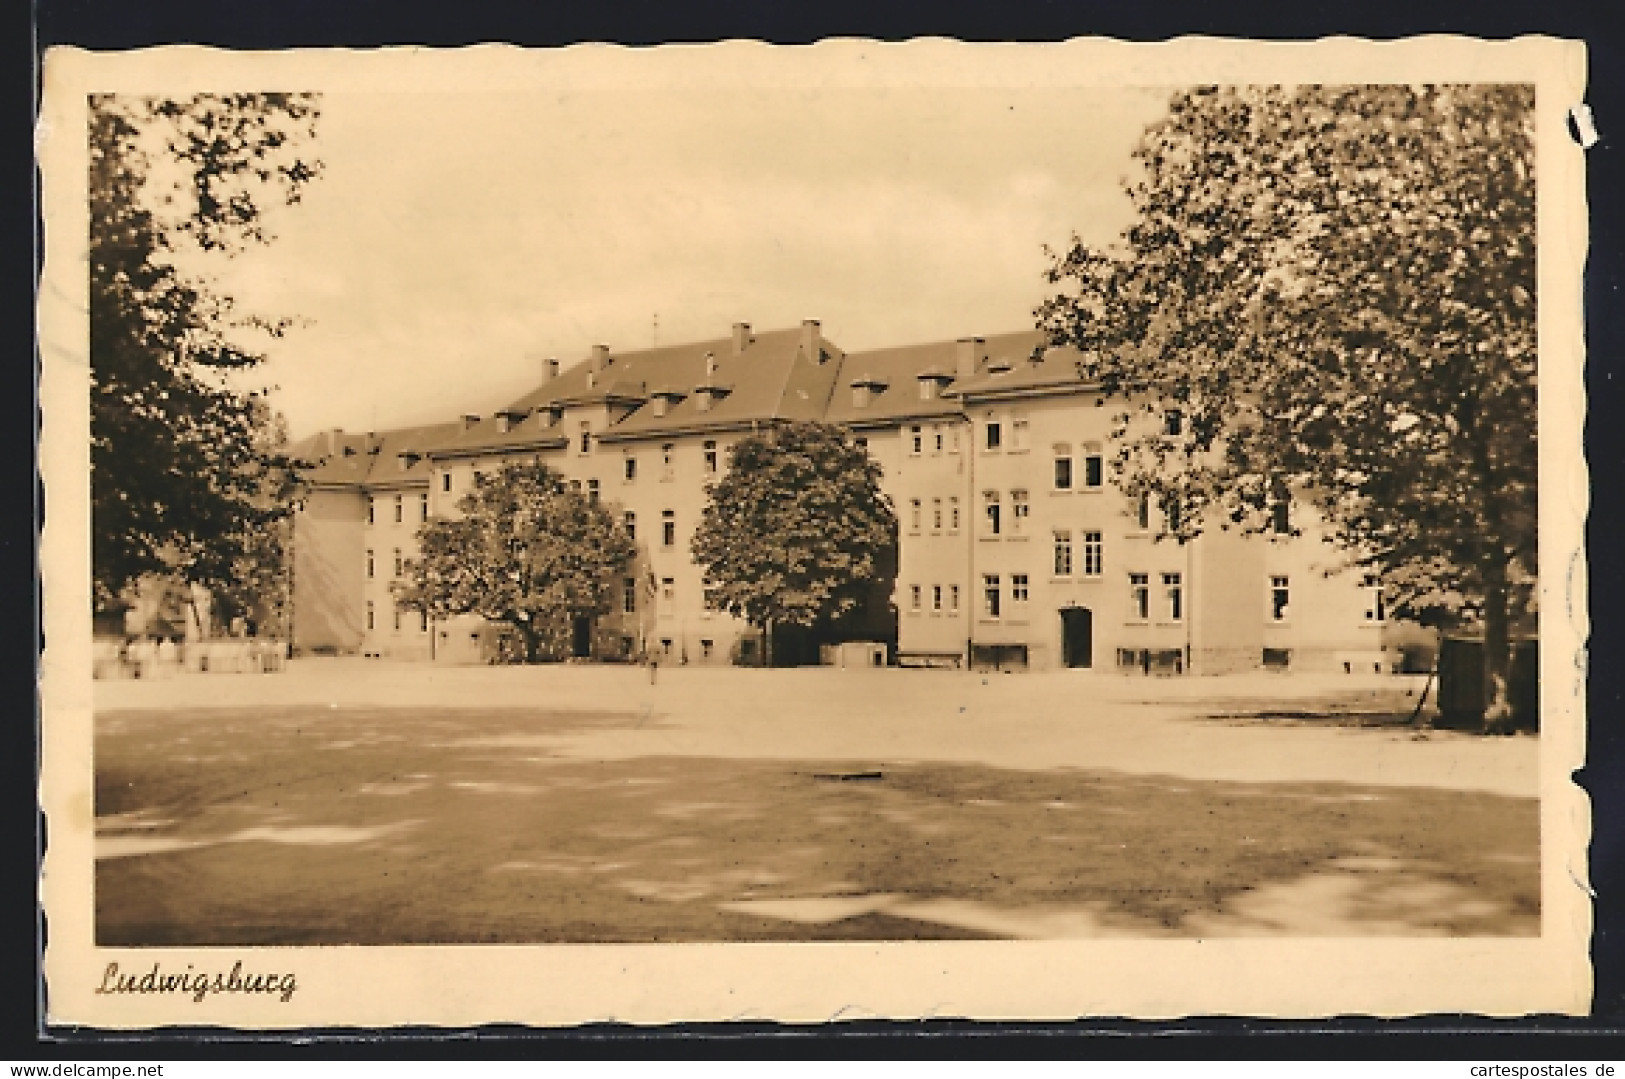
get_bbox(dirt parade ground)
[92,659,1540,944]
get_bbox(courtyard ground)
[93,659,1539,944]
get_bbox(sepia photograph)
[38,37,1588,1025]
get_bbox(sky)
[188,83,1172,439]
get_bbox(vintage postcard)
[38,36,1590,1027]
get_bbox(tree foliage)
[89,93,322,612]
[1038,84,1536,722]
[396,462,636,663]
[691,422,897,654]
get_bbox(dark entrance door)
[571,616,592,659]
[1060,607,1093,668]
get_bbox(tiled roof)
[825,330,1047,426]
[945,338,1094,399]
[289,422,460,488]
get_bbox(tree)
[396,462,636,663]
[1037,85,1536,728]
[691,421,897,665]
[90,93,322,615]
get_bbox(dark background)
[21,0,1625,1058]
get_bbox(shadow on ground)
[95,705,1539,944]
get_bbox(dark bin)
[1436,636,1538,732]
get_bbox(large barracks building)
[288,321,1404,673]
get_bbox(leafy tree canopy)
[691,422,897,645]
[1037,84,1535,719]
[397,461,636,663]
[90,93,322,612]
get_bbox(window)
[909,499,922,532]
[1271,498,1291,535]
[1011,489,1030,534]
[366,601,375,631]
[1165,408,1184,436]
[1163,572,1184,621]
[623,511,636,540]
[661,443,674,480]
[624,455,637,482]
[661,510,676,548]
[419,609,428,633]
[855,436,867,450]
[983,491,1001,536]
[393,548,403,578]
[910,585,922,612]
[473,470,483,486]
[1083,531,1104,577]
[932,585,943,612]
[949,497,961,533]
[701,639,714,659]
[624,577,638,614]
[1165,500,1182,534]
[1053,531,1073,576]
[419,493,429,521]
[660,638,673,657]
[367,498,376,525]
[1129,573,1150,621]
[1010,417,1030,452]
[703,440,718,473]
[984,421,1002,452]
[1053,445,1073,490]
[909,426,923,456]
[931,498,943,532]
[393,606,402,632]
[578,422,592,455]
[1135,494,1151,531]
[933,427,944,454]
[1011,574,1030,603]
[1363,577,1386,623]
[587,479,600,505]
[1270,575,1290,622]
[1083,448,1104,489]
[393,495,403,523]
[661,577,675,603]
[983,575,1001,618]
[950,585,961,611]
[441,473,452,493]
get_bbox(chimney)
[704,351,718,378]
[462,413,480,431]
[732,322,751,355]
[652,396,669,418]
[956,337,986,381]
[800,319,822,364]
[322,427,345,457]
[696,392,712,413]
[540,357,560,384]
[590,344,610,374]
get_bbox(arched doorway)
[1060,606,1093,669]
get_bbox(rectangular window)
[393,495,403,523]
[624,577,638,614]
[393,606,402,632]
[983,575,1001,618]
[1363,577,1386,623]
[983,491,1001,536]
[419,609,428,633]
[578,422,592,455]
[951,584,961,611]
[701,639,714,659]
[1083,531,1104,577]
[933,427,944,454]
[624,511,636,540]
[932,585,943,612]
[366,601,375,631]
[1165,408,1184,436]
[949,497,961,533]
[367,498,376,525]
[1163,572,1184,621]
[984,421,1002,452]
[1011,574,1030,603]
[1271,499,1291,535]
[931,498,943,532]
[393,548,403,578]
[624,455,637,482]
[1054,452,1073,491]
[910,584,922,612]
[1011,489,1030,534]
[1053,531,1073,577]
[661,443,674,480]
[1010,417,1030,452]
[365,549,375,579]
[441,473,452,493]
[704,440,718,473]
[1129,573,1150,621]
[419,493,429,521]
[1165,500,1182,534]
[909,498,922,532]
[1136,494,1151,531]
[1084,451,1104,489]
[661,638,673,657]
[1271,575,1291,622]
[662,510,676,548]
[661,577,675,603]
[587,479,600,505]
[909,426,923,456]
[855,436,868,450]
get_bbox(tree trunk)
[1481,555,1513,734]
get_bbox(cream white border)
[39,36,1590,1027]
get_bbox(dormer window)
[916,369,953,401]
[693,383,731,413]
[650,389,685,418]
[849,375,887,409]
